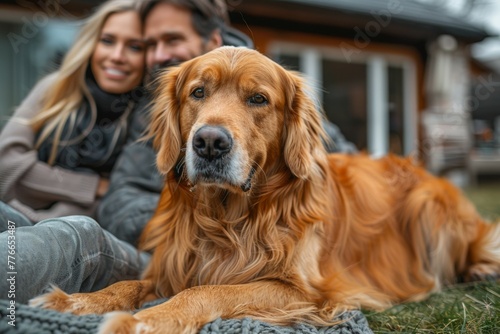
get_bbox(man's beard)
[146,43,211,86]
[146,58,183,85]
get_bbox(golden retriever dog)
[31,46,500,333]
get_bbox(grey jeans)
[0,201,33,230]
[0,207,150,304]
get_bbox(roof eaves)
[273,0,491,41]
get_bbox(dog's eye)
[248,94,267,105]
[191,87,205,99]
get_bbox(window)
[388,66,405,155]
[271,43,417,156]
[0,18,78,129]
[322,59,367,150]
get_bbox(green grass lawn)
[364,178,500,333]
[365,282,500,333]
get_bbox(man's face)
[144,2,220,73]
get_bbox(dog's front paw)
[99,309,200,334]
[99,312,189,334]
[29,286,77,313]
[29,286,106,315]
[98,312,147,334]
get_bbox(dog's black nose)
[193,126,232,161]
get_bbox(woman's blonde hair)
[32,0,140,165]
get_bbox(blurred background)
[0,0,499,217]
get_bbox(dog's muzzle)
[186,125,254,192]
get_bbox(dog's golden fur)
[31,46,500,334]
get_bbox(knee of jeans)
[39,216,103,238]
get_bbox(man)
[0,0,355,303]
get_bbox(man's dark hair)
[138,0,228,40]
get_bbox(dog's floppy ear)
[149,65,186,175]
[282,70,326,179]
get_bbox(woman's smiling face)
[91,10,145,94]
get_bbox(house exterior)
[0,0,493,175]
[228,0,493,174]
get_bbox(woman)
[0,0,145,226]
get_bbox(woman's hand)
[96,178,110,198]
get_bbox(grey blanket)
[0,299,373,334]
